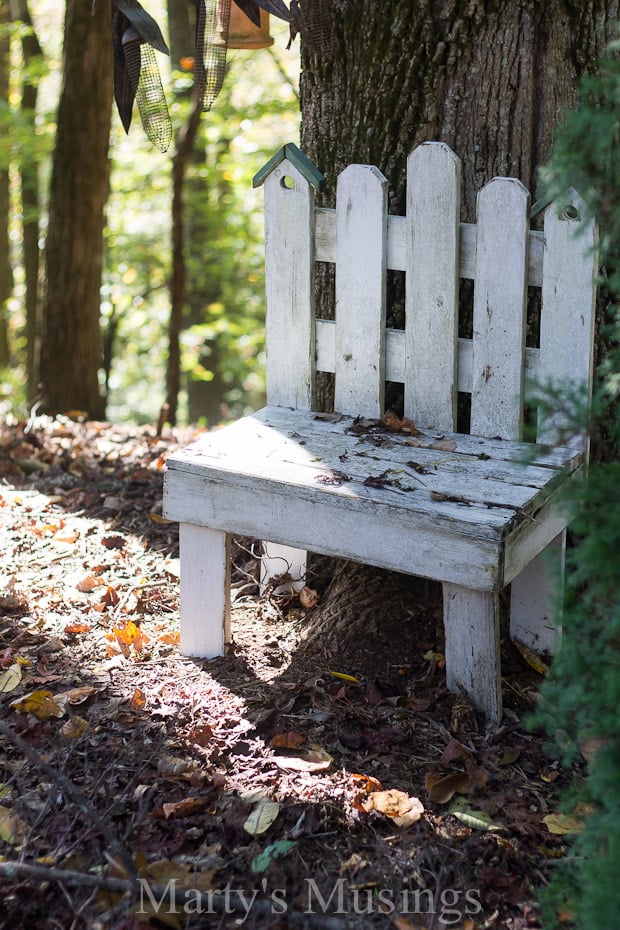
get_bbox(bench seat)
[165,406,580,591]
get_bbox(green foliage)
[104,17,300,423]
[1,2,299,424]
[530,37,620,930]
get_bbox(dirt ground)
[0,414,580,930]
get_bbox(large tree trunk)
[301,1,618,217]
[297,0,618,665]
[39,0,113,418]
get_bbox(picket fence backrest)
[257,142,597,445]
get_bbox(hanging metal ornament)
[194,0,291,111]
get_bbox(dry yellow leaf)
[361,789,424,827]
[243,798,280,836]
[514,640,549,676]
[11,689,64,719]
[0,664,22,694]
[62,716,90,739]
[0,805,27,845]
[543,813,584,835]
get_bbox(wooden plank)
[405,142,461,431]
[165,469,502,590]
[315,208,544,286]
[443,583,502,721]
[471,178,530,440]
[264,158,316,409]
[316,319,541,392]
[179,524,230,657]
[510,531,564,654]
[334,165,388,417]
[537,191,598,444]
[260,542,307,593]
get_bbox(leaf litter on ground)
[0,413,587,929]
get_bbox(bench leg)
[260,542,307,594]
[179,524,230,657]
[442,583,502,722]
[510,530,565,655]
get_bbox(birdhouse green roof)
[253,143,326,191]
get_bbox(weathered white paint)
[315,320,541,392]
[178,524,230,657]
[163,142,598,720]
[405,142,460,431]
[443,583,502,721]
[471,178,530,440]
[260,542,307,593]
[538,191,598,445]
[510,530,565,654]
[264,158,316,409]
[334,165,387,418]
[315,208,545,286]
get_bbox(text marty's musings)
[138,878,483,924]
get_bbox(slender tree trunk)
[0,0,12,367]
[166,93,203,425]
[39,0,113,417]
[297,0,619,658]
[14,0,43,401]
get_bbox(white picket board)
[405,142,461,430]
[264,158,316,409]
[537,191,598,444]
[471,178,530,440]
[334,165,388,418]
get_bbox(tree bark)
[0,0,12,367]
[166,93,203,425]
[14,0,43,401]
[39,0,113,417]
[297,0,619,663]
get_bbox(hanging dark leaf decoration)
[250,0,291,21]
[116,0,169,53]
[99,0,353,147]
[108,0,172,151]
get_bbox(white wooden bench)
[163,141,597,721]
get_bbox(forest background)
[0,0,300,426]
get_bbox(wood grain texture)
[178,524,230,657]
[264,158,316,409]
[334,165,388,417]
[510,531,565,654]
[405,142,460,430]
[471,178,530,440]
[537,191,598,445]
[443,583,502,721]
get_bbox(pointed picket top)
[253,143,326,191]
